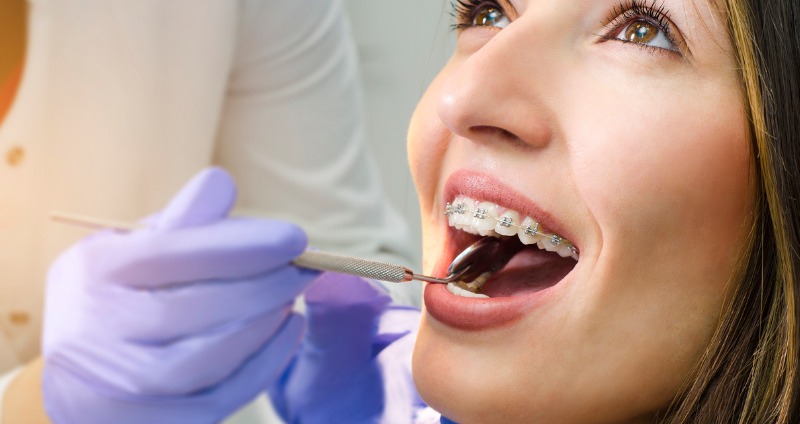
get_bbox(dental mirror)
[441,236,522,283]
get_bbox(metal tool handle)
[292,250,414,283]
[49,211,429,284]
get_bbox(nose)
[436,27,555,149]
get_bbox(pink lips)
[423,169,575,331]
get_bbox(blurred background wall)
[344,0,456,269]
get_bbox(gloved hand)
[42,167,319,424]
[268,272,423,424]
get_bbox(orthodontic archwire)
[445,201,580,256]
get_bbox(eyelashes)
[604,0,673,34]
[449,0,683,55]
[600,0,682,53]
[450,0,506,31]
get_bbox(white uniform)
[0,0,419,419]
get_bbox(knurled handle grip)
[292,250,413,283]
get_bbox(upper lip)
[443,169,580,251]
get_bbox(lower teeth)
[446,282,490,299]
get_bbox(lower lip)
[424,232,563,331]
[423,282,555,331]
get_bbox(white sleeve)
[213,0,420,307]
[0,366,23,418]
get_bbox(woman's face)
[408,0,752,422]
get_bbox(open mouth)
[443,195,579,299]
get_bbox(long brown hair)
[665,1,799,422]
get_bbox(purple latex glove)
[42,167,319,424]
[268,272,423,424]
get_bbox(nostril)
[470,125,525,145]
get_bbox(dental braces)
[445,202,580,256]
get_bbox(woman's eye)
[451,1,510,30]
[601,1,683,55]
[615,19,675,51]
[473,5,510,28]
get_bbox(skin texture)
[409,0,753,423]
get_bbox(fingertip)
[279,222,308,258]
[252,220,308,265]
[157,167,237,231]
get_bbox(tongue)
[479,247,575,298]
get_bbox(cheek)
[570,83,753,263]
[408,106,445,208]
[408,68,457,217]
[408,81,449,210]
[562,81,754,404]
[408,69,459,274]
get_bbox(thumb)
[155,167,237,231]
[303,273,391,361]
[273,273,390,423]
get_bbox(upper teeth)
[445,196,579,260]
